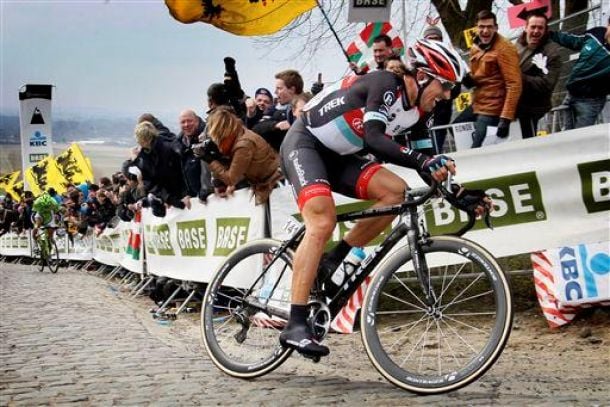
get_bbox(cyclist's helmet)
[406,39,467,83]
[33,192,55,211]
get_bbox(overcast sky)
[0,0,350,122]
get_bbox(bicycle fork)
[405,206,436,308]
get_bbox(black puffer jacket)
[135,137,187,208]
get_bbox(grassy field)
[0,143,129,180]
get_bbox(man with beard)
[515,11,561,139]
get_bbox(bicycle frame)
[244,185,443,322]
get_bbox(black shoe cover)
[279,324,329,357]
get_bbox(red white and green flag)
[346,22,404,73]
[126,211,142,260]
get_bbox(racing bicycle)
[33,225,60,273]
[200,179,513,394]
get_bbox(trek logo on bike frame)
[213,218,250,256]
[425,171,546,235]
[577,159,610,214]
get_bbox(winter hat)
[254,87,273,100]
[423,26,443,41]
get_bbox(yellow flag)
[454,92,472,112]
[25,156,68,197]
[165,0,317,36]
[55,143,95,185]
[0,171,21,201]
[463,26,478,49]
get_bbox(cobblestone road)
[1,262,608,406]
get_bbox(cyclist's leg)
[279,120,334,356]
[342,166,406,247]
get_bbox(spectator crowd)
[1,9,608,236]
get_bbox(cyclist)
[32,191,62,246]
[279,40,489,357]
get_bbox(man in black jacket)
[133,121,189,213]
[176,109,214,201]
[516,12,561,138]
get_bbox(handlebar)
[404,175,492,237]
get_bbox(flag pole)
[315,0,351,62]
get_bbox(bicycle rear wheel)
[201,239,293,378]
[361,235,513,394]
[47,241,60,273]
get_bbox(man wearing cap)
[244,87,274,129]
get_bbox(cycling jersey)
[32,193,61,226]
[302,70,427,161]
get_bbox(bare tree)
[255,0,592,59]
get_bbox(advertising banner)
[348,0,392,23]
[19,84,54,188]
[142,189,265,283]
[93,223,124,266]
[55,231,94,261]
[271,124,610,260]
[0,232,31,257]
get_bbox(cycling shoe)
[279,324,330,357]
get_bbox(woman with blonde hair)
[197,106,282,205]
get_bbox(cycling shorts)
[280,118,383,210]
[34,213,57,228]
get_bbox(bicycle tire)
[201,239,293,378]
[47,241,60,273]
[36,236,46,272]
[361,235,513,394]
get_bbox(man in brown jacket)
[464,10,522,147]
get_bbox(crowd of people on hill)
[1,10,608,236]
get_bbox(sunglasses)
[428,73,456,91]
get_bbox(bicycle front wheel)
[201,239,293,378]
[47,241,60,273]
[361,235,513,394]
[36,238,46,272]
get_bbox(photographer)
[196,106,282,205]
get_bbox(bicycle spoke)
[440,289,494,312]
[417,318,434,373]
[436,261,467,306]
[382,289,427,312]
[435,319,461,370]
[440,317,483,355]
[439,273,484,312]
[391,273,428,309]
[399,318,432,368]
[383,314,428,352]
[443,311,496,317]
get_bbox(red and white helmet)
[407,39,468,82]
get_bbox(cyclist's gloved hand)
[420,155,455,183]
[496,118,511,138]
[446,185,493,218]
